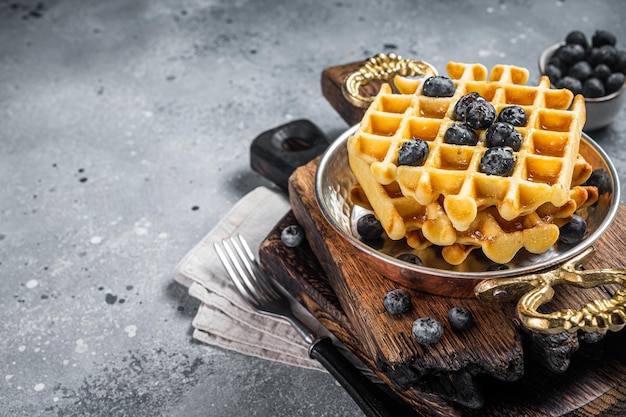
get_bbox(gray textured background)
[2,0,626,416]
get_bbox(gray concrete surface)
[1,0,626,416]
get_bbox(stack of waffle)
[347,62,598,265]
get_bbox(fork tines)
[214,235,280,306]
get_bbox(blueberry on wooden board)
[412,317,444,345]
[383,289,412,315]
[448,307,474,331]
[281,224,304,247]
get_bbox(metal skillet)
[316,53,624,335]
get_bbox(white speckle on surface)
[143,111,153,118]
[53,397,59,402]
[158,232,168,239]
[34,383,45,392]
[26,279,38,289]
[478,49,491,57]
[124,325,137,338]
[90,236,103,244]
[135,227,148,236]
[486,6,494,13]
[5,375,13,381]
[18,345,26,352]
[75,339,88,354]
[62,359,69,365]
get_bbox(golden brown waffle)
[348,62,586,233]
[350,177,598,265]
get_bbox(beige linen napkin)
[173,186,325,370]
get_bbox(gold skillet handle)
[475,247,626,334]
[341,53,438,108]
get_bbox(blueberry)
[396,253,424,266]
[559,214,587,245]
[568,60,594,82]
[582,77,605,98]
[548,54,566,72]
[479,147,516,176]
[485,122,522,151]
[605,72,625,94]
[588,45,618,68]
[447,307,474,331]
[583,169,612,194]
[565,30,589,50]
[453,92,485,121]
[594,64,612,81]
[357,214,384,240]
[558,43,586,65]
[614,50,626,73]
[444,123,478,146]
[557,76,583,95]
[398,139,429,166]
[497,105,528,127]
[422,76,456,97]
[592,30,617,47]
[281,224,304,247]
[383,289,412,314]
[412,317,444,345]
[487,263,510,271]
[465,100,496,130]
[544,64,562,84]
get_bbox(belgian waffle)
[349,174,598,265]
[348,62,586,233]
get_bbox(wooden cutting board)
[259,161,626,415]
[255,58,626,415]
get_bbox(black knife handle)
[308,337,419,417]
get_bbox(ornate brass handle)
[341,53,438,108]
[475,247,626,334]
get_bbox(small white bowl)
[538,42,626,131]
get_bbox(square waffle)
[348,62,586,233]
[347,62,590,264]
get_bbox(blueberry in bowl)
[538,29,626,131]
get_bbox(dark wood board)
[253,57,626,415]
[258,156,626,416]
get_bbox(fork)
[214,234,417,417]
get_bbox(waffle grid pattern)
[347,62,590,264]
[351,62,586,233]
